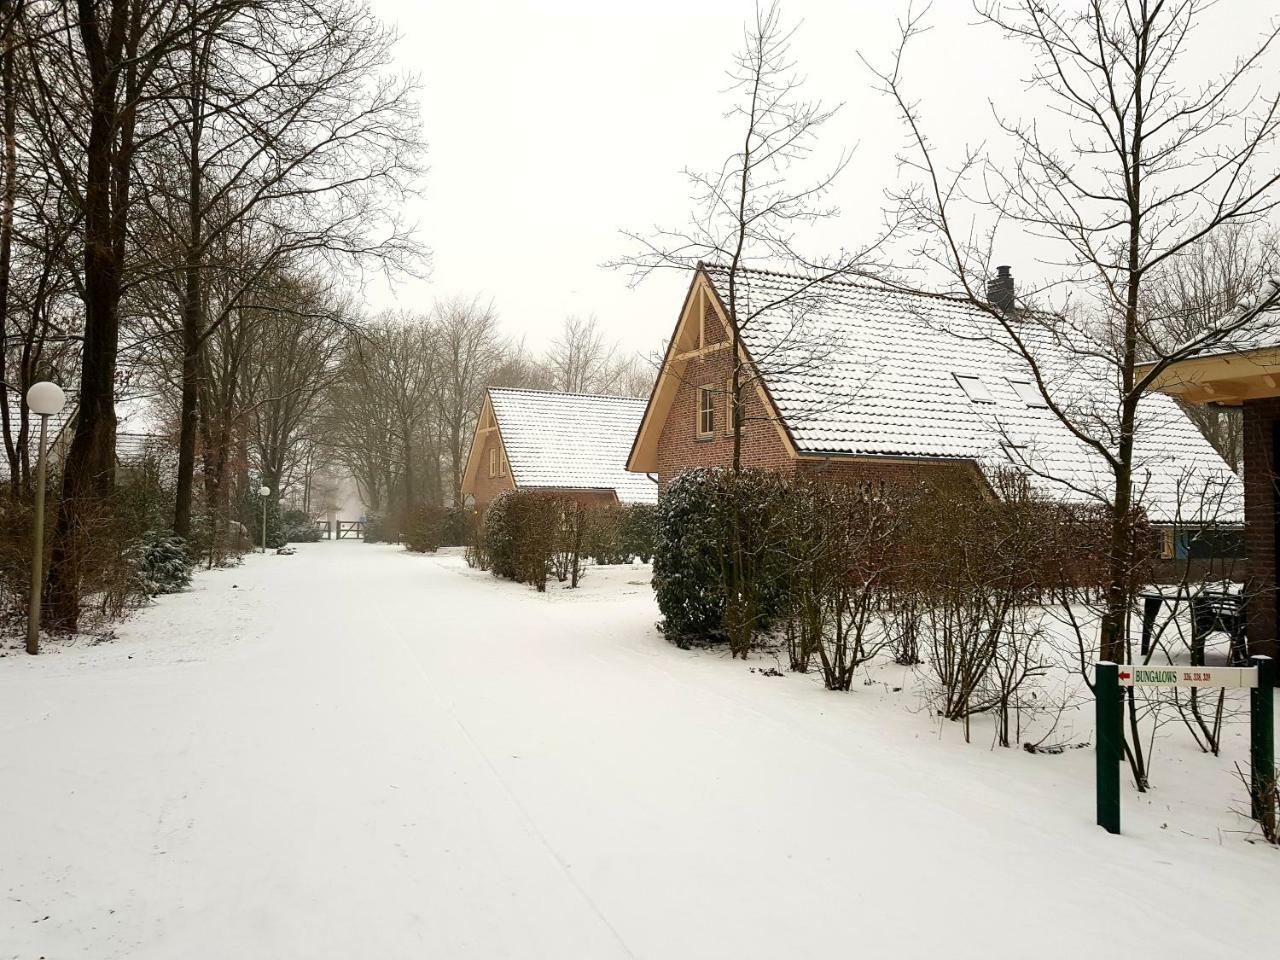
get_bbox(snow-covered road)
[1,542,1274,958]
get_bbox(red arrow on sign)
[1119,671,1132,680]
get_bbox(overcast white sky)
[363,0,1274,356]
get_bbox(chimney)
[987,264,1016,313]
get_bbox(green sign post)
[1096,656,1275,836]
[1095,662,1122,835]
[1250,656,1274,836]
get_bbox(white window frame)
[488,447,498,478]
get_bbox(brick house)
[628,261,1240,538]
[461,387,658,512]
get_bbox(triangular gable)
[460,391,513,498]
[627,265,798,473]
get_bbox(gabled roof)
[474,387,657,505]
[633,263,1241,524]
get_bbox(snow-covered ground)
[1,541,1274,958]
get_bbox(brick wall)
[1242,398,1278,658]
[654,336,795,489]
[470,428,515,512]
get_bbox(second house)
[461,387,658,511]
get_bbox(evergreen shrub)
[129,533,194,596]
[652,467,791,648]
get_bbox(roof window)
[1007,379,1048,408]
[953,373,994,403]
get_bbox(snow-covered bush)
[653,471,727,644]
[405,504,445,553]
[584,504,626,565]
[579,503,656,566]
[281,509,321,543]
[509,492,564,591]
[779,478,912,688]
[621,503,657,563]
[363,514,394,543]
[479,491,592,590]
[441,506,473,548]
[652,468,790,650]
[481,492,517,579]
[129,533,194,597]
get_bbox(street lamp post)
[259,485,271,554]
[26,381,66,656]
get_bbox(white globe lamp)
[25,381,66,654]
[26,381,65,417]
[258,486,271,554]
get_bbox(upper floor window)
[488,447,498,478]
[698,385,716,437]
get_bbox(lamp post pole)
[25,381,66,655]
[259,485,271,553]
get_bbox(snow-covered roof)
[0,401,172,478]
[702,264,1241,524]
[489,388,658,505]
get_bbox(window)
[488,447,497,478]
[697,385,716,437]
[499,450,507,477]
[1008,379,1048,408]
[953,373,995,403]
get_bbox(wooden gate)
[336,520,365,540]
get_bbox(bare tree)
[870,1,1280,667]
[323,314,439,525]
[0,36,80,498]
[870,1,1280,786]
[610,352,658,399]
[545,314,617,394]
[614,1,893,661]
[136,0,422,540]
[244,273,348,494]
[432,296,505,505]
[1143,225,1280,471]
[615,1,892,470]
[26,0,217,627]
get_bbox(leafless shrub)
[786,480,903,691]
[912,473,1059,744]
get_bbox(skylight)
[1007,379,1048,408]
[953,373,995,403]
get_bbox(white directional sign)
[1118,665,1258,689]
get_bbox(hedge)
[474,492,655,591]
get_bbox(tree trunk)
[45,4,126,629]
[173,8,204,540]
